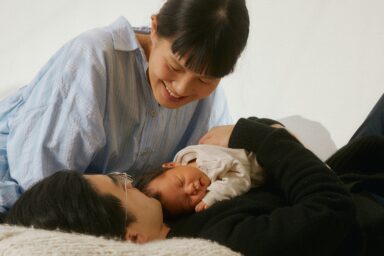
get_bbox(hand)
[195,201,209,212]
[270,123,285,129]
[198,125,235,147]
[271,123,300,142]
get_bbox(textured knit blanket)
[0,225,240,256]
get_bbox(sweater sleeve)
[168,118,356,256]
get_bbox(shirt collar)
[109,16,139,51]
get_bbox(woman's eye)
[168,64,180,72]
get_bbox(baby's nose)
[187,180,201,195]
[193,180,201,190]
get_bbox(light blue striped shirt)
[0,17,232,212]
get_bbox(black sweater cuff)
[229,117,290,154]
[229,118,272,151]
[247,117,285,127]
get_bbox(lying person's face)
[84,173,168,243]
[146,163,211,216]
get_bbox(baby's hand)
[195,201,209,212]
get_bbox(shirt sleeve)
[7,29,109,190]
[208,86,233,128]
[0,179,21,213]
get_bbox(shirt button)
[150,110,157,117]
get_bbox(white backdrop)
[1,0,383,158]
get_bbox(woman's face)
[147,18,221,109]
[84,174,167,243]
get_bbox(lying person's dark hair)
[5,170,135,239]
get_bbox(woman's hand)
[199,121,297,148]
[270,123,285,129]
[198,125,235,147]
[271,123,301,141]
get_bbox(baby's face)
[147,164,211,216]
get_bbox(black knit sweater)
[326,135,384,255]
[167,118,357,256]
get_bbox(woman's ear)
[162,162,179,169]
[150,15,159,44]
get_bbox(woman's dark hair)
[5,170,136,239]
[157,0,249,78]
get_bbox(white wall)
[0,0,162,95]
[1,0,383,157]
[224,0,384,152]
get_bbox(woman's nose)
[172,77,194,95]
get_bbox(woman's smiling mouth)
[162,81,187,102]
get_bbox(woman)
[0,0,250,212]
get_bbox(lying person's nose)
[125,181,134,190]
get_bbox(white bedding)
[0,224,240,256]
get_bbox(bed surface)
[0,224,240,256]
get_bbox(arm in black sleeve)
[246,116,285,127]
[169,118,356,256]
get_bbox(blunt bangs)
[156,0,249,78]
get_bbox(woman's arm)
[7,29,109,193]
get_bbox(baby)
[135,144,265,217]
